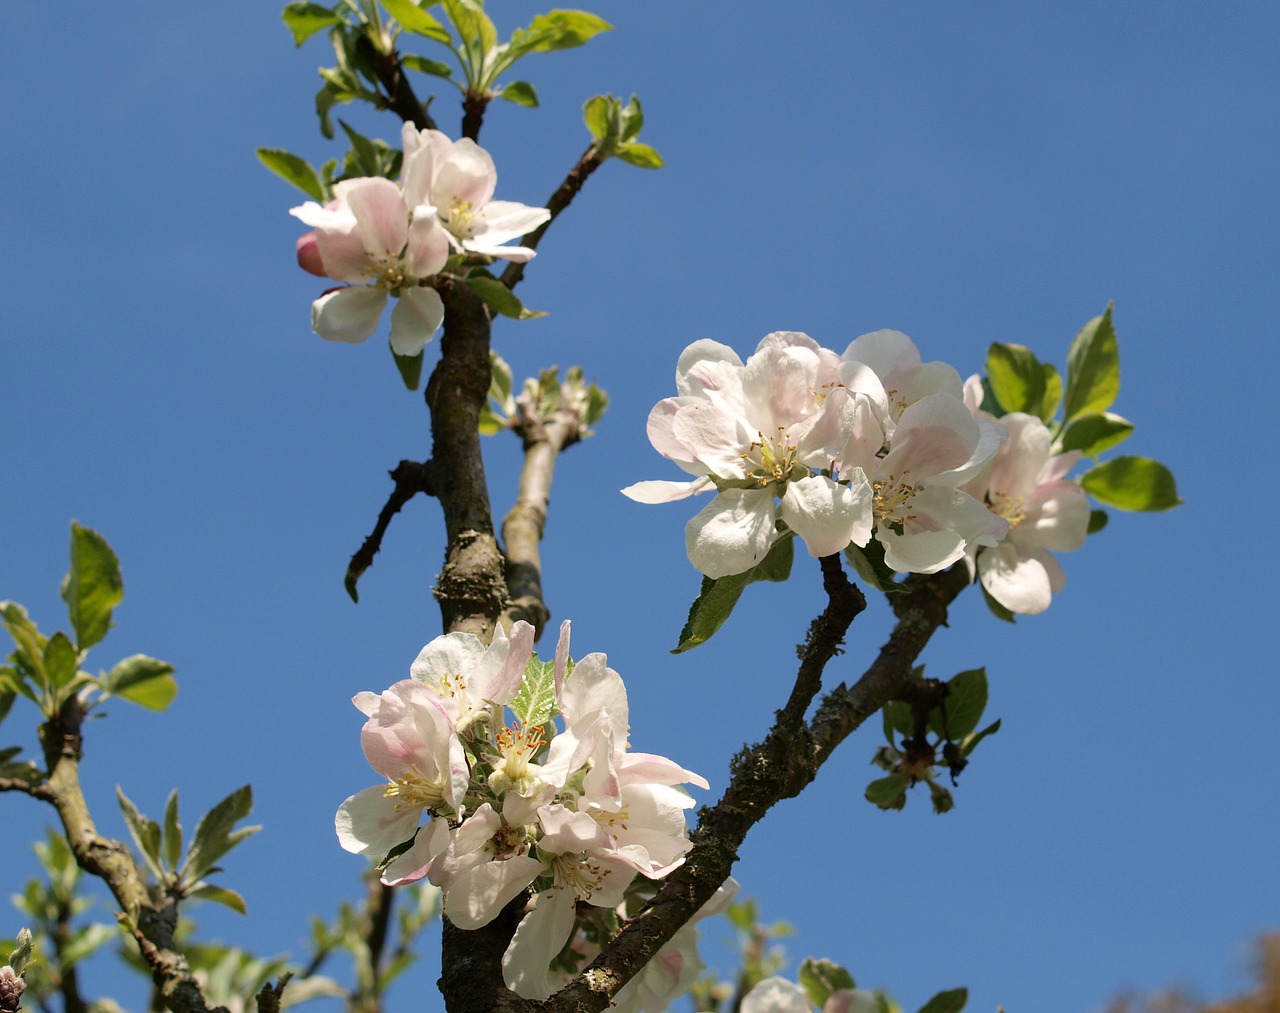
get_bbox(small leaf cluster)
[0,524,177,748]
[479,355,609,440]
[800,955,967,1013]
[982,305,1180,523]
[583,94,663,168]
[115,785,260,915]
[868,668,1000,813]
[673,536,795,653]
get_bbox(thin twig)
[355,37,437,131]
[499,147,606,292]
[345,460,437,601]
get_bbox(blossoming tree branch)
[0,3,1179,1013]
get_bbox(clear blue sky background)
[2,3,1277,1011]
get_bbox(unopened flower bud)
[295,231,327,277]
[0,964,26,1013]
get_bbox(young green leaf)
[1080,456,1181,511]
[183,785,260,883]
[986,343,1046,416]
[2,603,48,689]
[1040,362,1063,421]
[917,987,968,1013]
[520,10,611,52]
[464,276,543,319]
[844,540,902,594]
[498,80,539,107]
[509,656,557,728]
[163,790,183,872]
[582,94,612,141]
[255,148,325,202]
[59,923,118,971]
[116,787,166,881]
[393,347,425,391]
[401,54,455,78]
[99,655,178,712]
[865,773,908,808]
[187,884,248,915]
[1063,306,1120,423]
[282,2,344,47]
[62,523,123,651]
[42,633,78,691]
[380,0,452,43]
[929,668,987,741]
[799,957,858,1009]
[960,718,1001,758]
[672,536,794,653]
[1058,412,1134,457]
[1087,508,1109,534]
[615,142,663,169]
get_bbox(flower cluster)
[291,124,549,355]
[336,620,709,1001]
[625,329,1090,612]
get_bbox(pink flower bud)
[295,231,328,277]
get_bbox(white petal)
[979,542,1053,614]
[780,475,872,557]
[389,286,444,356]
[741,976,813,1013]
[335,785,420,857]
[685,489,778,578]
[502,889,577,1000]
[312,287,386,344]
[444,854,544,930]
[878,526,967,575]
[380,818,452,886]
[621,477,713,503]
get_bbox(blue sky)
[2,2,1277,1011]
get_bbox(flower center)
[495,721,545,782]
[551,852,608,900]
[384,764,446,812]
[365,254,408,291]
[742,427,800,488]
[445,198,478,239]
[987,491,1027,529]
[873,471,918,527]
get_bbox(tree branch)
[345,460,437,601]
[499,147,606,292]
[461,94,489,143]
[499,405,583,637]
[355,37,436,131]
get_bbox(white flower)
[624,333,876,578]
[401,123,550,262]
[840,329,964,434]
[290,176,449,355]
[966,412,1090,613]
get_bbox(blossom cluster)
[624,330,1089,613]
[336,620,710,1002]
[291,124,550,355]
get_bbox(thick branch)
[461,94,489,142]
[499,147,606,292]
[499,407,582,637]
[355,37,436,131]
[345,460,436,601]
[425,279,508,638]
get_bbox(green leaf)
[187,884,248,915]
[583,94,611,141]
[100,655,178,711]
[338,119,382,176]
[43,633,78,690]
[929,668,987,741]
[442,0,496,54]
[865,773,908,808]
[498,80,538,107]
[1080,456,1181,511]
[0,687,15,723]
[1040,363,1063,421]
[282,2,344,46]
[614,142,663,169]
[799,957,857,1008]
[1063,306,1120,423]
[917,987,968,1013]
[960,718,1001,758]
[116,787,166,880]
[392,346,425,391]
[401,54,454,78]
[464,276,542,319]
[509,656,558,728]
[1059,412,1134,457]
[1087,508,1109,534]
[672,536,794,653]
[255,148,325,202]
[516,10,611,53]
[1,602,47,686]
[883,698,914,739]
[986,343,1046,416]
[184,785,259,882]
[381,0,452,42]
[62,523,123,652]
[478,404,507,435]
[928,779,955,813]
[618,94,644,142]
[843,540,902,594]
[163,790,183,872]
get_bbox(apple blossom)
[401,123,550,262]
[738,976,879,1013]
[965,411,1090,613]
[623,333,876,578]
[290,176,450,355]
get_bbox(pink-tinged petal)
[979,542,1053,615]
[621,477,713,504]
[404,211,450,278]
[312,286,386,344]
[963,373,985,415]
[1039,449,1082,484]
[685,489,778,578]
[482,620,535,706]
[881,394,980,479]
[671,402,749,479]
[842,329,921,378]
[824,989,880,1013]
[335,785,421,857]
[782,474,873,556]
[411,631,487,694]
[907,360,964,401]
[389,286,444,357]
[741,976,813,1013]
[618,751,710,790]
[986,414,1053,498]
[741,345,820,430]
[290,199,349,230]
[444,854,544,930]
[381,818,452,886]
[435,139,497,210]
[1018,480,1089,552]
[352,691,380,717]
[296,231,328,276]
[676,340,743,398]
[557,653,629,736]
[538,804,614,854]
[754,330,822,356]
[645,398,706,473]
[340,176,410,258]
[454,803,501,856]
[502,888,577,1000]
[312,220,374,283]
[471,200,551,245]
